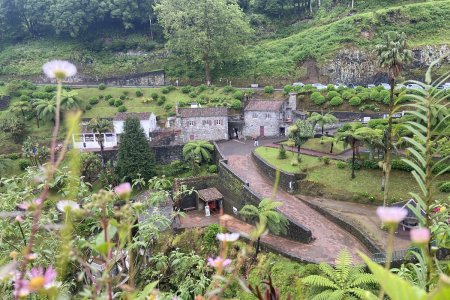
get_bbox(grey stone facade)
[177,107,229,142]
[243,100,287,137]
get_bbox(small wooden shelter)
[197,187,223,216]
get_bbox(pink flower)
[27,266,57,291]
[410,228,430,245]
[216,232,240,242]
[208,256,232,269]
[114,182,132,198]
[15,215,24,223]
[18,199,42,211]
[14,279,30,298]
[376,206,408,225]
[434,207,441,213]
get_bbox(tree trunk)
[321,124,324,135]
[254,237,261,260]
[36,115,40,128]
[382,77,395,206]
[330,141,334,153]
[21,108,25,117]
[297,145,301,159]
[204,58,211,84]
[99,136,105,170]
[351,139,356,179]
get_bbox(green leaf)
[359,252,426,300]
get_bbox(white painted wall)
[113,113,157,138]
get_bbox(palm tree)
[60,90,80,110]
[182,140,214,174]
[354,127,383,161]
[303,250,377,299]
[239,198,288,259]
[88,118,113,169]
[288,119,315,159]
[336,123,364,179]
[308,111,338,136]
[10,101,31,118]
[375,31,412,205]
[35,99,56,124]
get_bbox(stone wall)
[251,151,306,194]
[0,95,11,110]
[217,159,313,243]
[243,111,281,137]
[173,175,219,210]
[179,116,229,142]
[35,70,165,86]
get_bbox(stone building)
[176,107,228,142]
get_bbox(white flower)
[42,60,77,80]
[56,200,80,212]
[216,232,240,242]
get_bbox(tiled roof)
[244,100,284,112]
[114,112,152,121]
[198,188,223,202]
[178,107,228,118]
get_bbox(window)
[207,120,212,126]
[265,113,271,119]
[188,121,195,126]
[215,119,223,125]
[252,112,258,118]
[202,120,207,126]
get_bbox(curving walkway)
[223,149,370,263]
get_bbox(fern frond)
[349,288,378,300]
[310,290,334,300]
[303,275,339,289]
[349,274,378,287]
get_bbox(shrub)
[391,159,414,172]
[222,86,234,93]
[135,90,143,97]
[157,98,165,106]
[322,156,330,165]
[208,165,218,173]
[108,99,116,106]
[264,86,274,94]
[85,104,92,110]
[349,96,362,106]
[159,95,166,102]
[161,87,170,94]
[203,224,220,250]
[347,159,362,170]
[19,95,31,102]
[438,182,450,193]
[164,104,173,111]
[278,144,287,159]
[119,95,126,100]
[362,160,379,169]
[105,94,113,100]
[189,91,197,98]
[311,92,326,105]
[178,100,188,107]
[326,91,339,101]
[336,161,346,169]
[150,92,159,100]
[89,97,99,105]
[44,85,56,92]
[181,85,192,94]
[432,162,450,174]
[99,95,104,100]
[229,99,242,110]
[196,84,208,93]
[18,159,30,170]
[31,91,52,99]
[284,85,293,93]
[326,84,335,91]
[359,92,370,102]
[117,105,127,112]
[98,83,106,90]
[114,99,123,107]
[142,98,151,104]
[329,96,343,106]
[369,89,381,102]
[233,90,244,100]
[342,90,354,100]
[368,118,388,129]
[123,90,129,96]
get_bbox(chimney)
[288,93,298,111]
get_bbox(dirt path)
[226,153,370,262]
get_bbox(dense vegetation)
[1,0,449,84]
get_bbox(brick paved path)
[226,153,370,263]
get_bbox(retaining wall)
[251,151,306,194]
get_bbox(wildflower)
[26,253,38,260]
[15,215,24,223]
[14,279,30,298]
[208,256,232,269]
[42,60,77,80]
[27,266,57,291]
[114,182,132,199]
[56,200,80,212]
[410,228,430,245]
[216,232,240,242]
[376,206,408,225]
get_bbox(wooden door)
[260,126,264,137]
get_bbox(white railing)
[72,133,117,149]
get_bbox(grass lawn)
[0,158,22,178]
[307,163,450,204]
[300,138,349,154]
[254,146,321,173]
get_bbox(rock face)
[320,44,449,85]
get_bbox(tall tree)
[116,117,155,181]
[336,122,364,179]
[239,198,288,259]
[10,101,31,118]
[60,90,80,111]
[35,99,56,124]
[88,118,113,169]
[288,119,314,158]
[182,140,214,174]
[155,0,253,83]
[307,111,338,136]
[375,31,412,206]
